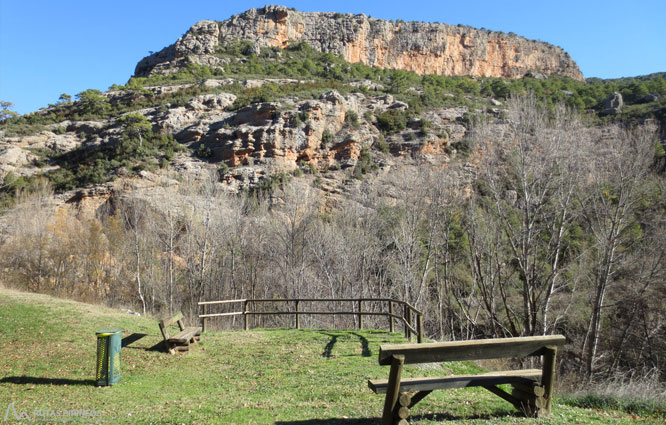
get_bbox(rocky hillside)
[136,5,583,81]
[2,6,664,217]
[0,78,467,217]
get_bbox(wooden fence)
[198,298,424,343]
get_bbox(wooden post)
[403,304,408,339]
[397,393,411,421]
[243,300,249,331]
[295,300,300,329]
[388,301,394,333]
[381,354,405,425]
[358,300,363,330]
[201,304,207,333]
[541,346,557,415]
[406,307,412,342]
[417,313,423,343]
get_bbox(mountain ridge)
[135,5,583,81]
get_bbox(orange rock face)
[136,6,583,81]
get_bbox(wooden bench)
[158,312,201,354]
[368,335,566,424]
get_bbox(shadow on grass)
[275,411,522,424]
[320,331,372,358]
[121,333,147,348]
[321,332,339,358]
[275,419,377,425]
[145,341,168,353]
[349,332,372,357]
[119,336,166,353]
[0,376,96,386]
[410,411,523,421]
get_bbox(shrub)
[163,147,174,161]
[217,163,229,180]
[373,135,390,153]
[321,129,334,145]
[375,110,409,134]
[196,144,213,159]
[290,114,302,128]
[255,172,291,195]
[345,110,360,128]
[353,147,375,178]
[75,89,111,118]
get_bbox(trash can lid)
[96,329,123,337]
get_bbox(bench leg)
[483,385,521,406]
[382,355,405,425]
[541,346,557,416]
[408,390,432,409]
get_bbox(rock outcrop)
[146,88,465,184]
[601,91,623,116]
[135,5,583,81]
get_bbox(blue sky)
[1,0,665,114]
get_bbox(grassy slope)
[0,287,658,425]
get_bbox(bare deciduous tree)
[582,123,658,381]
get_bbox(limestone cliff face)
[135,5,583,81]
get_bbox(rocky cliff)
[135,5,583,81]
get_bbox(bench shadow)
[321,332,339,358]
[349,332,372,357]
[275,419,377,425]
[0,376,96,386]
[409,410,523,421]
[274,410,521,425]
[148,341,169,353]
[121,333,147,348]
[319,331,372,358]
[119,335,167,353]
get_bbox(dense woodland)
[1,43,665,396]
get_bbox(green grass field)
[0,287,661,424]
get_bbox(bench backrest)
[159,312,185,340]
[378,335,566,365]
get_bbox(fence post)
[403,304,409,339]
[388,301,394,333]
[406,307,412,342]
[417,313,423,343]
[201,304,207,333]
[358,300,363,329]
[295,300,300,329]
[243,300,249,331]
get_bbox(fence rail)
[198,298,424,343]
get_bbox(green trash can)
[95,329,122,386]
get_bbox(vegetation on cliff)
[1,43,664,209]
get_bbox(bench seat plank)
[159,312,202,354]
[368,369,542,394]
[168,326,201,343]
[379,335,566,365]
